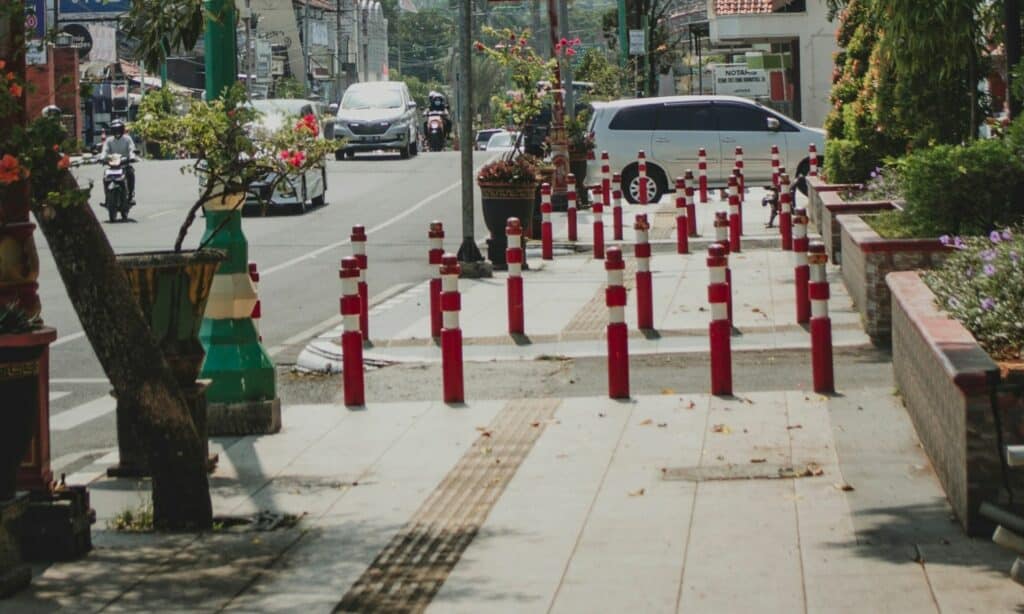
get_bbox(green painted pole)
[617,0,627,69]
[199,0,281,435]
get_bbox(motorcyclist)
[100,120,137,202]
[424,91,451,139]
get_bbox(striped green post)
[199,0,281,435]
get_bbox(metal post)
[456,0,490,277]
[557,0,573,119]
[617,0,627,68]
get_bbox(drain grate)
[334,398,561,613]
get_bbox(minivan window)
[341,88,404,110]
[656,103,715,131]
[608,105,657,131]
[713,103,773,131]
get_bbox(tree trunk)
[32,177,212,530]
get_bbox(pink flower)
[566,48,576,56]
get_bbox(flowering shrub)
[476,154,541,185]
[475,27,554,133]
[923,228,1024,360]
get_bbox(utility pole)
[617,0,627,69]
[547,0,568,208]
[455,0,489,276]
[1007,0,1021,118]
[303,0,312,95]
[336,0,344,99]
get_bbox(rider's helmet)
[110,120,126,138]
[428,91,446,112]
[41,105,62,118]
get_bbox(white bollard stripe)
[811,299,829,318]
[343,314,360,332]
[636,230,649,243]
[609,306,625,324]
[711,302,728,321]
[810,267,827,283]
[508,261,522,276]
[794,252,808,266]
[794,228,807,239]
[442,275,458,292]
[430,238,443,250]
[542,212,551,222]
[608,270,624,286]
[594,211,603,222]
[352,243,366,255]
[637,258,650,273]
[342,277,358,295]
[443,311,459,329]
[709,267,726,284]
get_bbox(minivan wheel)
[621,164,667,204]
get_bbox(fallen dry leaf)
[598,412,606,418]
[750,458,767,464]
[657,422,668,428]
[834,482,855,492]
[530,421,541,427]
[685,400,696,409]
[806,463,824,477]
[787,424,803,430]
[639,418,654,426]
[661,388,675,395]
[628,488,646,497]
[712,424,731,434]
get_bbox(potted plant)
[474,27,556,267]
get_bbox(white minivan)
[586,95,825,203]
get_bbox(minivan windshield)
[341,88,404,110]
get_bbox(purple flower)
[981,297,996,311]
[981,249,997,262]
[953,236,967,250]
[1002,228,1013,241]
[984,263,997,276]
[939,235,951,245]
[990,230,1002,244]
[1011,251,1020,263]
[870,171,877,179]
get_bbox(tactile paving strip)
[334,398,561,613]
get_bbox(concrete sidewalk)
[298,188,867,372]
[8,387,1021,612]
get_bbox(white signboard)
[628,29,645,56]
[713,64,768,98]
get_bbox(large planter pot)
[480,181,537,269]
[817,189,895,263]
[0,328,57,501]
[108,249,225,477]
[888,271,1024,535]
[806,176,861,233]
[838,214,951,345]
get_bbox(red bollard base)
[594,223,605,260]
[507,275,524,335]
[811,317,835,393]
[430,278,442,338]
[687,204,698,237]
[709,319,732,395]
[729,214,741,253]
[542,222,553,260]
[568,209,578,242]
[613,207,624,241]
[637,270,654,330]
[341,331,365,406]
[780,214,792,251]
[607,322,630,399]
[795,266,810,324]
[441,327,464,403]
[676,217,689,254]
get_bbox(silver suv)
[332,81,419,160]
[586,95,825,203]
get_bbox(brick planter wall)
[819,190,894,263]
[839,215,950,344]
[807,177,858,233]
[887,272,1024,535]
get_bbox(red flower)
[57,154,71,170]
[280,149,292,160]
[474,41,485,52]
[0,60,5,71]
[296,113,319,136]
[9,82,22,98]
[0,154,26,184]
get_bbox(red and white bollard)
[808,241,834,393]
[713,212,734,325]
[506,218,525,335]
[637,151,649,205]
[249,262,262,342]
[605,247,630,399]
[674,177,689,255]
[351,224,369,342]
[540,183,554,260]
[600,151,612,210]
[339,257,365,406]
[698,147,708,203]
[771,144,780,188]
[728,174,741,253]
[793,208,810,324]
[779,173,793,251]
[567,173,579,242]
[734,146,745,196]
[612,175,624,241]
[440,253,464,403]
[733,168,744,232]
[428,221,444,337]
[707,243,732,395]
[809,143,819,177]
[684,169,698,237]
[592,186,605,260]
[634,214,653,330]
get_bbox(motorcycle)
[101,153,133,222]
[425,112,447,152]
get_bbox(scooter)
[425,112,447,152]
[101,154,134,222]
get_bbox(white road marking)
[52,331,87,347]
[147,209,178,219]
[49,391,71,402]
[50,395,116,431]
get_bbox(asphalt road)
[44,150,492,472]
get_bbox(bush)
[900,139,1024,237]
[824,138,878,183]
[923,229,1024,360]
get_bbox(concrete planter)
[806,176,859,233]
[887,271,1024,536]
[818,190,894,263]
[838,214,950,344]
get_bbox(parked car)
[586,95,825,203]
[331,81,419,160]
[244,98,328,214]
[484,131,519,153]
[475,128,504,151]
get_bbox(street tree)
[601,0,682,96]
